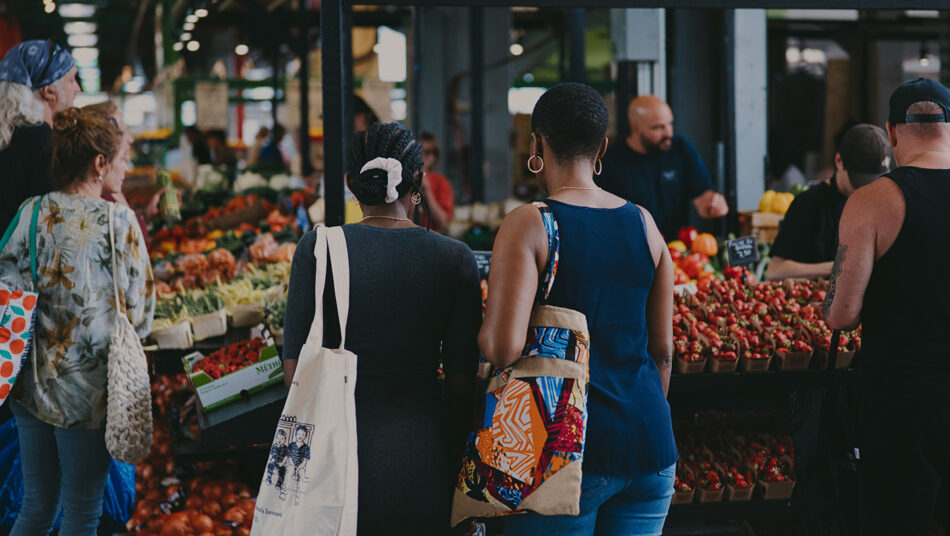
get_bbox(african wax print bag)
[0,198,42,407]
[451,202,590,525]
[252,226,358,536]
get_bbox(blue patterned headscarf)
[0,40,75,89]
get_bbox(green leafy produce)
[268,298,287,330]
[180,288,226,316]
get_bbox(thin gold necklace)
[360,215,412,223]
[554,186,599,194]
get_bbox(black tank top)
[861,167,950,369]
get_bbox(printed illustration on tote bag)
[264,415,315,505]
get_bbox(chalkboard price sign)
[473,251,492,279]
[726,236,758,267]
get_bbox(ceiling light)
[183,21,195,31]
[67,33,97,47]
[64,21,96,34]
[235,44,249,56]
[186,40,200,52]
[180,32,192,41]
[58,3,95,17]
[920,44,931,67]
[509,43,524,56]
[186,14,199,24]
[173,42,184,52]
[44,3,56,13]
[72,47,99,65]
[195,8,208,17]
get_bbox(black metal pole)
[342,3,354,145]
[298,0,312,177]
[411,6,424,132]
[469,7,484,203]
[271,49,280,129]
[722,10,738,237]
[569,8,586,83]
[616,60,632,140]
[322,0,345,226]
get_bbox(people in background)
[183,125,211,165]
[480,83,676,535]
[0,107,154,535]
[766,130,808,192]
[282,122,480,534]
[825,78,950,536]
[419,132,455,233]
[0,39,81,234]
[766,124,894,281]
[353,95,379,133]
[206,129,237,169]
[257,124,287,169]
[597,95,729,239]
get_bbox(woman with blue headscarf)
[0,39,80,235]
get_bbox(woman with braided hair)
[282,122,481,534]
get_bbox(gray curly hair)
[0,81,45,150]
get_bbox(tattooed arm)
[824,180,903,330]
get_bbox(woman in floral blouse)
[0,107,155,535]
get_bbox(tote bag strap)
[304,226,330,349]
[107,203,124,315]
[29,196,43,290]
[325,227,350,350]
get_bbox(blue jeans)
[9,401,111,536]
[504,464,676,536]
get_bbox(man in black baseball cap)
[824,77,950,534]
[766,123,894,281]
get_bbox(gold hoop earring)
[527,154,544,174]
[593,158,603,176]
[411,192,422,205]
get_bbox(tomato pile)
[130,375,257,535]
[192,338,267,379]
[673,278,861,372]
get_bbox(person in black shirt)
[826,78,950,535]
[596,95,728,238]
[0,40,81,235]
[767,124,895,280]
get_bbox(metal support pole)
[616,60,632,140]
[343,3,355,145]
[298,0,312,177]
[271,49,280,129]
[469,7,485,203]
[411,7,424,132]
[322,0,346,226]
[569,8,586,83]
[722,10,738,236]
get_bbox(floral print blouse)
[0,192,155,429]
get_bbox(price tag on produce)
[473,251,492,280]
[725,235,758,267]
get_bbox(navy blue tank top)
[862,167,950,370]
[545,199,678,476]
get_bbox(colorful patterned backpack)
[451,202,590,525]
[0,198,43,406]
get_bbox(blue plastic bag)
[0,416,135,534]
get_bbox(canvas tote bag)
[0,197,43,407]
[452,202,591,525]
[105,203,154,463]
[252,226,358,536]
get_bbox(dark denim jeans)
[504,463,676,536]
[9,401,110,536]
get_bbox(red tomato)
[678,226,698,248]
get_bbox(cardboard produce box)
[724,483,754,501]
[675,356,707,374]
[191,309,227,341]
[183,345,283,412]
[228,302,265,327]
[708,357,739,373]
[757,479,796,500]
[739,355,772,372]
[152,321,193,349]
[671,488,695,505]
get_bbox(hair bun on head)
[52,107,86,134]
[351,167,389,206]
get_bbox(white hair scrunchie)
[360,157,404,204]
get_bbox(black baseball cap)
[888,78,950,124]
[838,124,895,188]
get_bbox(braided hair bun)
[347,122,423,206]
